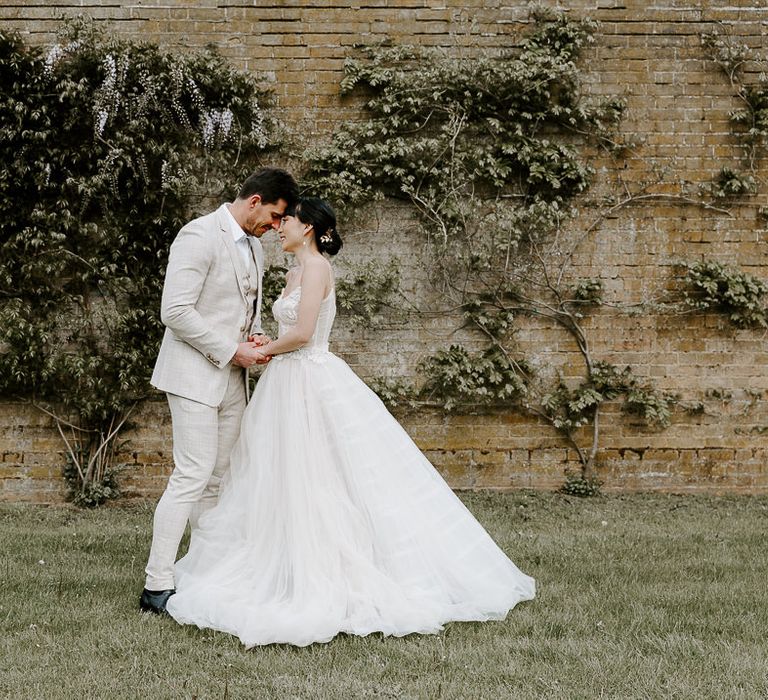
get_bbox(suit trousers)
[144,365,247,590]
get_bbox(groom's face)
[244,195,288,237]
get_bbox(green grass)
[1,492,767,699]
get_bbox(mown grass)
[1,492,767,699]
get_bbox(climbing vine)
[305,7,679,492]
[0,19,281,504]
[702,28,768,189]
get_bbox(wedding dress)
[166,285,535,647]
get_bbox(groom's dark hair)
[238,167,298,208]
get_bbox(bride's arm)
[259,257,330,357]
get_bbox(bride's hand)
[232,342,268,368]
[253,351,271,365]
[249,334,272,346]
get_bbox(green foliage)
[701,31,752,82]
[589,361,634,398]
[367,375,420,411]
[335,260,401,326]
[710,167,757,198]
[542,361,673,435]
[369,345,527,412]
[560,473,602,497]
[63,455,120,508]
[304,8,680,484]
[537,362,673,494]
[261,264,290,308]
[681,400,706,415]
[623,387,675,429]
[462,299,517,337]
[542,382,603,432]
[703,30,768,144]
[702,30,768,170]
[682,260,768,328]
[307,9,622,221]
[571,278,604,304]
[304,6,623,398]
[418,345,527,411]
[730,85,768,143]
[0,20,280,503]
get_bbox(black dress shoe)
[139,588,176,615]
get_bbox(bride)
[166,198,535,647]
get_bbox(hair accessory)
[320,231,333,245]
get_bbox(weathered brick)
[2,2,768,499]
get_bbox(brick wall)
[1,0,767,501]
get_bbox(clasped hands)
[232,334,272,368]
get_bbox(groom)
[140,167,298,614]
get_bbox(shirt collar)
[224,203,248,244]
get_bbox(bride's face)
[278,214,312,253]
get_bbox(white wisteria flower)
[201,108,234,147]
[44,40,81,74]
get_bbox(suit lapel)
[216,205,250,303]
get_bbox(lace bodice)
[271,286,336,360]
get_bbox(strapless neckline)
[280,285,335,302]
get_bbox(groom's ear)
[249,194,263,208]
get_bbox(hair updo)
[294,197,343,256]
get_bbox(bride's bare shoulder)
[300,256,333,294]
[303,255,331,273]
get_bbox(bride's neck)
[294,247,321,266]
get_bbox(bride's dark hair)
[295,197,343,256]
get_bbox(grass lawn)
[1,491,767,699]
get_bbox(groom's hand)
[253,353,271,365]
[248,335,272,364]
[232,342,268,368]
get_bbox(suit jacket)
[150,205,264,407]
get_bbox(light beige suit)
[145,204,264,590]
[150,205,264,403]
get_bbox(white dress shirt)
[224,204,252,268]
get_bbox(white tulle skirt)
[166,351,535,647]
